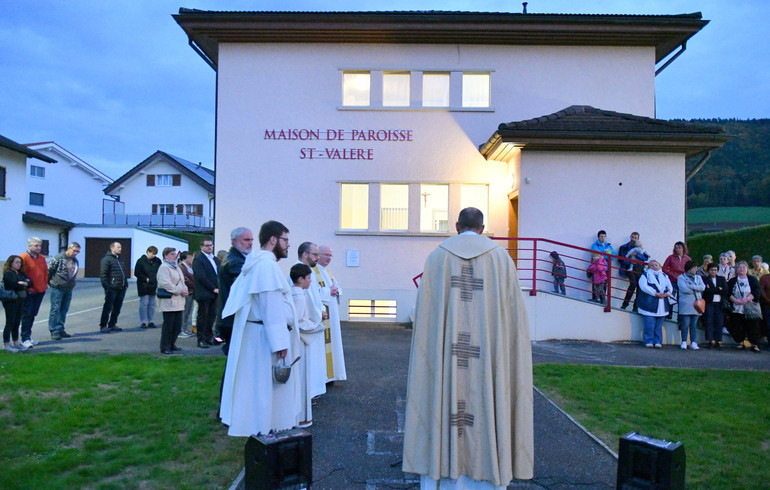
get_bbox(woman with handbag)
[156,247,189,355]
[702,262,727,348]
[677,260,705,350]
[2,255,31,352]
[637,259,673,348]
[727,261,762,352]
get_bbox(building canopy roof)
[22,211,74,228]
[103,150,214,195]
[0,134,56,163]
[173,10,708,68]
[480,105,730,161]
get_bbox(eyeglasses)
[309,253,319,257]
[277,236,289,243]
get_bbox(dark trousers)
[730,313,761,346]
[3,300,23,343]
[160,310,182,352]
[703,302,724,342]
[762,305,770,341]
[100,288,126,328]
[622,271,639,308]
[196,297,217,342]
[21,291,46,341]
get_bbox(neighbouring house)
[103,150,214,232]
[174,10,728,340]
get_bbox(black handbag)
[744,301,762,320]
[721,296,733,312]
[156,288,172,299]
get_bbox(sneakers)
[691,342,699,350]
[178,331,195,339]
[14,342,28,351]
[147,322,157,329]
[108,326,123,332]
[140,323,148,329]
[680,342,688,350]
[654,344,662,349]
[645,343,653,348]
[4,344,19,353]
[60,331,72,338]
[21,340,34,349]
[100,326,112,333]
[51,332,62,341]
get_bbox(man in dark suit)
[215,227,253,354]
[192,239,220,348]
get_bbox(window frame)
[29,192,45,206]
[30,165,46,178]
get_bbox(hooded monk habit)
[403,233,534,487]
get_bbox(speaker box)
[617,432,685,489]
[245,428,312,489]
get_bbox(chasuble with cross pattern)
[403,233,534,487]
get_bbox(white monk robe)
[290,263,327,397]
[291,285,326,422]
[220,250,301,437]
[403,232,534,488]
[315,264,347,381]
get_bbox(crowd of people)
[550,230,770,351]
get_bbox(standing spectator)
[717,253,735,281]
[135,246,161,329]
[193,239,220,348]
[590,230,615,256]
[587,253,607,304]
[637,259,673,348]
[2,256,30,352]
[19,237,48,348]
[663,241,691,318]
[759,272,770,345]
[697,254,713,280]
[623,241,649,311]
[157,247,189,354]
[549,251,566,295]
[727,261,762,352]
[702,262,727,348]
[47,242,81,340]
[726,250,737,267]
[216,227,253,351]
[178,251,196,338]
[618,232,639,308]
[677,260,705,350]
[99,242,128,333]
[749,255,769,279]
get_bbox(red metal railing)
[413,237,650,313]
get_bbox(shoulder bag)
[744,300,762,320]
[156,288,172,299]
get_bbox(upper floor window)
[30,165,46,178]
[383,72,410,107]
[340,183,369,230]
[342,72,370,107]
[29,192,44,206]
[462,73,491,108]
[147,174,181,187]
[0,166,6,198]
[422,73,450,107]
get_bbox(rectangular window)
[462,73,491,108]
[154,204,174,214]
[155,174,174,187]
[460,184,489,223]
[185,204,203,216]
[422,73,450,107]
[380,184,408,230]
[383,72,410,107]
[30,165,46,178]
[348,299,397,319]
[419,184,449,232]
[343,72,370,106]
[0,166,6,198]
[29,192,44,206]
[340,184,369,230]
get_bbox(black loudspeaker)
[617,432,685,489]
[244,428,312,489]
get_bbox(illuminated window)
[380,184,408,230]
[460,184,489,223]
[30,165,46,178]
[462,73,491,108]
[343,72,370,106]
[422,73,450,107]
[419,184,449,232]
[383,72,410,107]
[348,299,397,319]
[340,183,369,229]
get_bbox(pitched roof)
[22,211,74,228]
[174,10,708,68]
[480,105,730,160]
[103,151,214,195]
[25,141,113,184]
[0,134,56,163]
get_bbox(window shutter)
[152,204,158,214]
[147,175,155,186]
[194,204,203,216]
[172,174,181,186]
[0,166,6,198]
[176,204,184,214]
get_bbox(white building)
[103,150,215,231]
[174,10,728,339]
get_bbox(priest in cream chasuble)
[403,208,534,488]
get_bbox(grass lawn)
[687,206,770,224]
[0,354,242,489]
[535,364,770,489]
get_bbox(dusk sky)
[1,0,767,179]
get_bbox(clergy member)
[219,220,301,436]
[403,207,534,489]
[316,245,347,382]
[294,242,327,398]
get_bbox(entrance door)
[84,238,132,278]
[508,196,519,262]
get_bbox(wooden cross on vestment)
[450,265,483,302]
[451,400,475,437]
[451,332,480,369]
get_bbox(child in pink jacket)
[587,253,608,303]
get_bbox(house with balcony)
[103,150,215,232]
